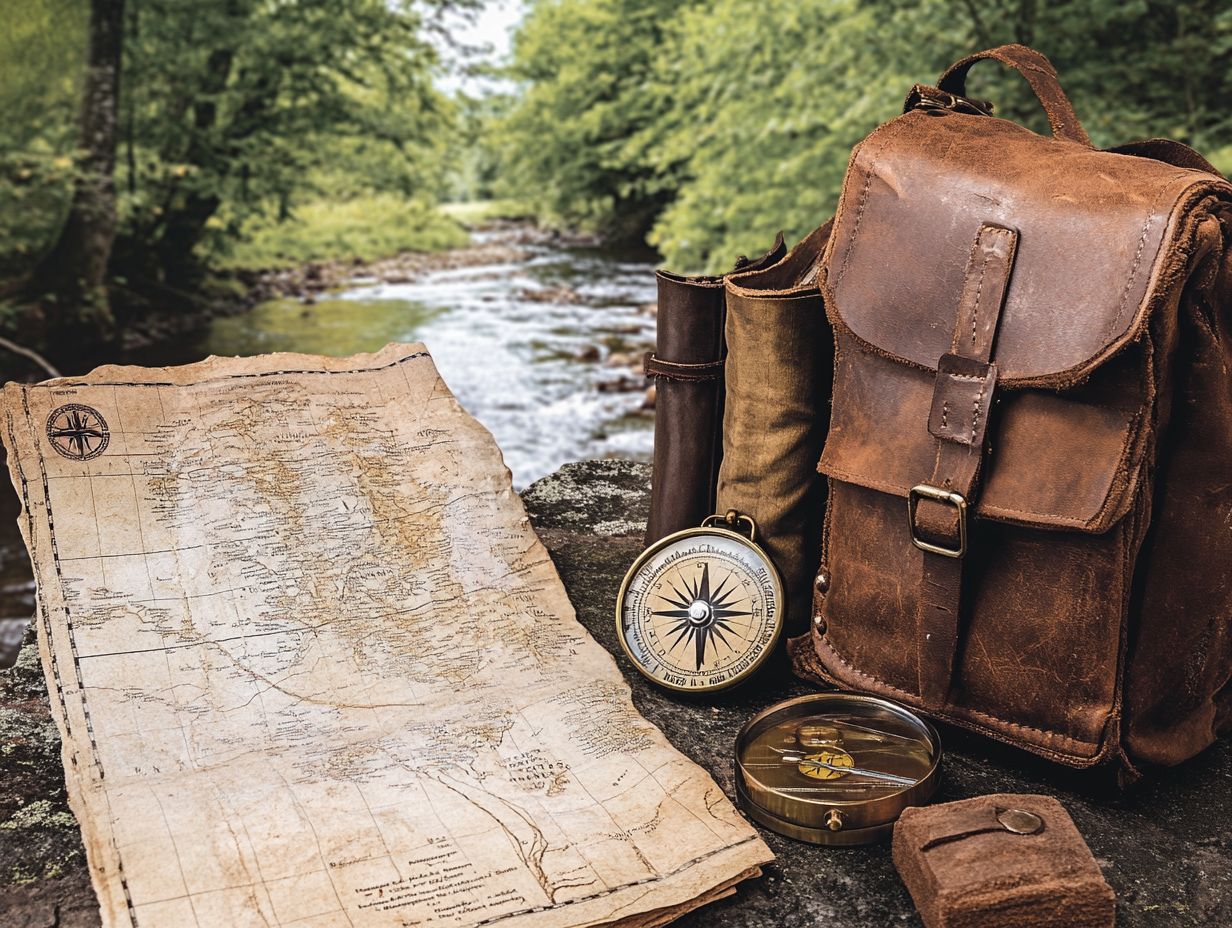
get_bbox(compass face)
[616,527,782,692]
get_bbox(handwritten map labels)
[616,510,783,693]
[2,346,773,928]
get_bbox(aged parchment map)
[1,345,771,928]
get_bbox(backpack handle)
[938,44,1092,147]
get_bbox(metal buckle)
[908,485,968,558]
[911,85,995,118]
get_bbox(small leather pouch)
[716,220,833,634]
[892,794,1115,928]
[643,235,787,545]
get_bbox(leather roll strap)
[938,44,1092,148]
[642,353,725,382]
[1109,139,1226,178]
[912,223,1018,710]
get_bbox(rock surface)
[526,461,1232,928]
[1,459,1230,926]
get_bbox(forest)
[2,0,1231,368]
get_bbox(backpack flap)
[804,94,1229,766]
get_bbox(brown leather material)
[824,109,1214,386]
[818,340,1146,532]
[937,44,1092,147]
[893,794,1116,928]
[792,44,1232,773]
[927,355,998,449]
[643,234,787,546]
[717,221,832,635]
[912,223,1017,709]
[642,353,724,382]
[1109,138,1226,178]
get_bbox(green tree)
[0,0,88,280]
[496,0,693,241]
[499,0,1232,272]
[28,0,126,342]
[115,0,466,288]
[641,0,968,271]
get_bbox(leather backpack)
[788,45,1232,779]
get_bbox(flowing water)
[0,227,660,665]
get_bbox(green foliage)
[116,0,469,280]
[439,199,533,225]
[494,0,693,240]
[1,0,477,300]
[500,0,1232,272]
[445,93,512,203]
[0,0,88,277]
[218,195,468,269]
[640,0,970,271]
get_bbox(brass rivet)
[814,569,831,594]
[997,809,1044,835]
[812,614,827,634]
[825,809,844,831]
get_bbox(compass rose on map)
[46,404,110,461]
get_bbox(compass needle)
[660,581,692,610]
[617,511,782,692]
[651,608,695,619]
[735,694,942,845]
[694,624,707,670]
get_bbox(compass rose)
[652,563,753,671]
[46,404,110,461]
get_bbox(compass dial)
[616,526,782,692]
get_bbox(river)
[0,226,660,665]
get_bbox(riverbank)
[113,214,622,360]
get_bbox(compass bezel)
[615,523,785,693]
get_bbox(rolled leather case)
[643,234,787,546]
[892,794,1115,928]
[716,221,833,636]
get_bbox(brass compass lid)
[616,511,784,693]
[735,692,941,845]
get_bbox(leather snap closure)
[814,569,831,594]
[812,614,827,634]
[996,808,1044,835]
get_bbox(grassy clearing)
[439,199,534,227]
[220,196,471,270]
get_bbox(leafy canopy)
[500,0,1232,272]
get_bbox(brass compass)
[616,510,783,693]
[735,692,942,845]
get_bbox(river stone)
[1,459,1230,926]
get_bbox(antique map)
[1,345,771,928]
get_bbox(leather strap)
[1109,138,1226,178]
[938,44,1092,148]
[913,223,1018,709]
[918,803,1009,851]
[643,352,725,382]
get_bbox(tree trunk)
[31,0,126,344]
[150,44,235,283]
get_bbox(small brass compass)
[616,510,783,693]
